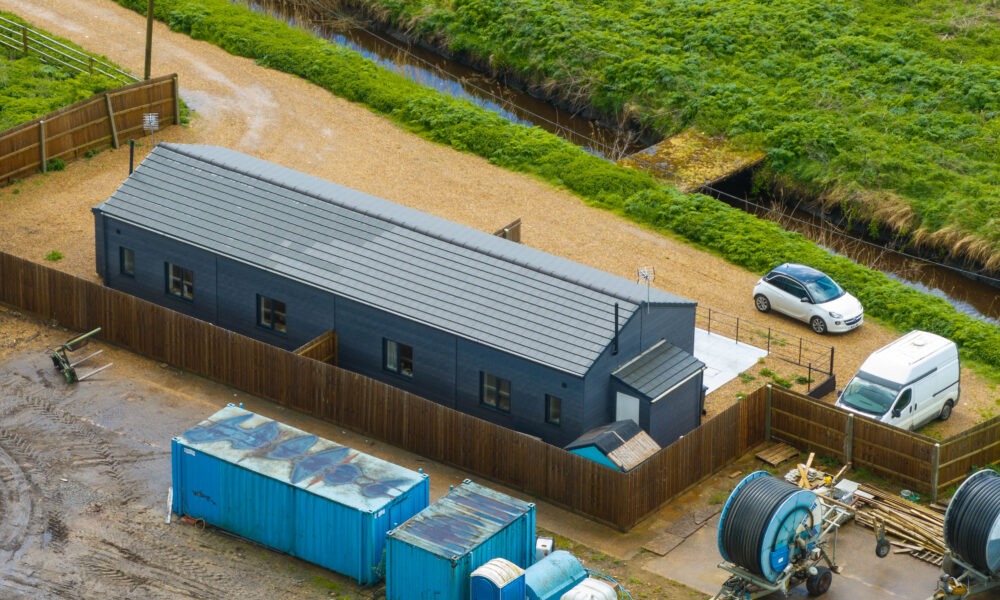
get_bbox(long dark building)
[93,144,705,447]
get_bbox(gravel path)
[1,0,994,435]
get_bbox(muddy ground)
[0,307,714,600]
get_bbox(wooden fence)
[0,74,179,185]
[1,252,996,525]
[0,16,136,84]
[765,386,1000,502]
[0,252,770,529]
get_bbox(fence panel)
[938,418,1000,492]
[769,388,848,462]
[851,418,937,492]
[0,75,178,185]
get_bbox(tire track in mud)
[0,369,287,599]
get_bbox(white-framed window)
[166,262,193,300]
[545,394,562,426]
[258,295,287,333]
[120,247,135,276]
[384,339,414,377]
[481,372,511,412]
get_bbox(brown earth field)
[0,0,999,598]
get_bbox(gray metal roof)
[387,479,533,560]
[175,405,426,512]
[94,144,694,375]
[612,339,706,401]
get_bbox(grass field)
[353,0,1000,269]
[0,13,122,130]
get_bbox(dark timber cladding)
[91,143,700,448]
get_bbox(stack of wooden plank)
[851,484,946,565]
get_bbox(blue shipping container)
[171,405,429,584]
[385,479,537,600]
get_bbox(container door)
[177,446,221,522]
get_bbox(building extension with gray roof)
[92,144,705,447]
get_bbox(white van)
[835,330,960,431]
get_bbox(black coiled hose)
[719,475,804,579]
[945,470,1000,574]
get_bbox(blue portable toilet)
[471,557,526,600]
[524,550,587,600]
[171,405,429,584]
[385,479,536,600]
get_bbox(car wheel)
[810,316,828,334]
[939,401,954,421]
[754,294,771,313]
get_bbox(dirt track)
[0,1,998,598]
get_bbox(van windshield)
[839,376,897,416]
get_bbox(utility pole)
[144,0,154,80]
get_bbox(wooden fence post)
[39,120,47,173]
[172,74,180,125]
[105,93,120,148]
[844,414,854,464]
[931,443,940,503]
[765,384,772,442]
[21,25,28,55]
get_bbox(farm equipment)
[48,327,112,383]
[928,470,1000,599]
[711,471,856,599]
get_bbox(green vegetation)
[0,13,121,130]
[44,250,63,261]
[359,0,1000,268]
[105,0,1000,376]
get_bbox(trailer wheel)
[806,566,832,596]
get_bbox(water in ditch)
[244,0,1000,323]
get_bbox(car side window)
[895,389,912,412]
[774,276,808,300]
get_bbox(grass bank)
[349,0,1000,270]
[111,0,1000,376]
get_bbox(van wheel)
[939,401,954,421]
[810,316,828,334]
[754,294,771,313]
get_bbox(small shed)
[565,420,660,471]
[611,339,706,446]
[171,405,429,584]
[385,479,536,600]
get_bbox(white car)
[752,263,863,334]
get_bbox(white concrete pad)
[694,328,768,393]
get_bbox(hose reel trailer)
[711,471,852,599]
[931,469,1000,599]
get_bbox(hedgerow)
[111,0,1000,373]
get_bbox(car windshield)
[803,274,845,304]
[839,375,897,416]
